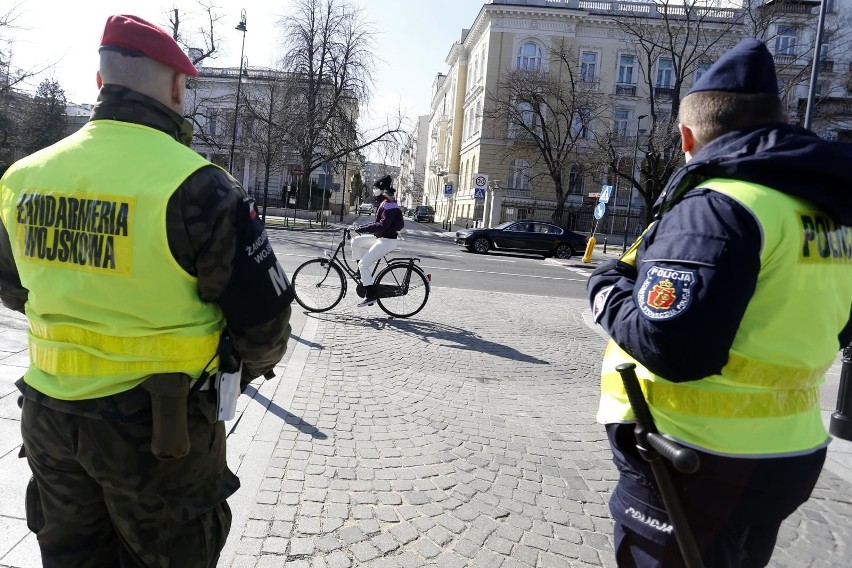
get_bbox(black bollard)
[829,344,852,441]
[603,237,608,254]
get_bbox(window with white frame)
[568,165,584,195]
[580,51,598,82]
[572,108,590,139]
[656,58,673,87]
[208,108,222,136]
[462,109,469,140]
[613,109,629,139]
[775,27,797,56]
[518,101,536,131]
[820,32,832,59]
[508,159,531,190]
[517,42,543,71]
[617,54,636,85]
[475,101,482,134]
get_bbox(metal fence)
[499,202,647,237]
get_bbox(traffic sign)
[594,202,606,220]
[473,173,488,200]
[599,185,612,203]
[444,183,453,196]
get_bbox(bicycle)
[292,228,431,318]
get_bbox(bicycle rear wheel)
[375,263,430,318]
[292,259,346,312]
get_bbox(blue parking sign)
[444,184,453,196]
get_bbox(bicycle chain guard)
[356,283,366,298]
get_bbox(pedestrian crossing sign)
[474,187,486,199]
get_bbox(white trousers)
[351,235,398,285]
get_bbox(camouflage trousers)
[20,384,241,568]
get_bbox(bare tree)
[278,0,406,201]
[239,71,297,220]
[484,39,607,224]
[166,1,228,150]
[594,0,742,225]
[742,0,852,130]
[166,1,223,66]
[0,4,43,96]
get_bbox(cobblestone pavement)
[221,289,852,568]
[1,287,851,567]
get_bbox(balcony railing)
[506,188,532,199]
[654,86,675,99]
[615,84,637,96]
[774,53,798,66]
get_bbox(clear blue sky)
[6,0,485,126]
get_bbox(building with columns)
[184,62,360,217]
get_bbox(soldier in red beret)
[0,14,294,567]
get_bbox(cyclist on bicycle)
[351,175,405,307]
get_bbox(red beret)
[100,14,198,77]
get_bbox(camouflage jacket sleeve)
[166,165,294,380]
[0,217,28,313]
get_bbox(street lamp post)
[622,114,647,253]
[804,0,828,130]
[339,152,349,222]
[228,9,247,175]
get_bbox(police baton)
[829,343,852,441]
[615,363,704,568]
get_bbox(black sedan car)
[455,220,588,259]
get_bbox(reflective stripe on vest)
[596,178,851,456]
[1,120,225,400]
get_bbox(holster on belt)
[142,373,191,460]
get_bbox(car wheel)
[473,237,490,254]
[554,244,573,259]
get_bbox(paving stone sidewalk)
[1,289,851,567]
[220,290,852,568]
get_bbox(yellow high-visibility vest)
[597,178,852,456]
[0,120,224,400]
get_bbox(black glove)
[590,259,638,280]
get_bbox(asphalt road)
[268,222,594,300]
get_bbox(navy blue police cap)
[687,38,778,96]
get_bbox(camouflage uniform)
[0,85,293,567]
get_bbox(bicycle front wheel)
[292,259,346,312]
[375,264,430,318]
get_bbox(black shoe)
[357,285,376,307]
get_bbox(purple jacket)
[358,200,404,238]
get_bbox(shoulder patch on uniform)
[592,285,614,323]
[637,266,696,320]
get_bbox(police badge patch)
[637,266,696,320]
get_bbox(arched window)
[516,42,542,71]
[508,159,531,190]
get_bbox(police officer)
[0,15,293,567]
[588,38,852,566]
